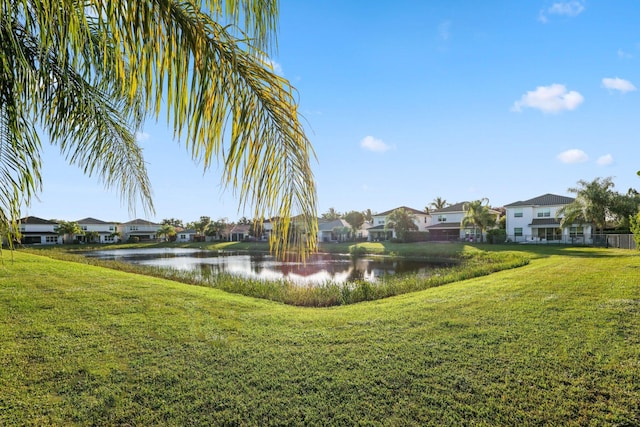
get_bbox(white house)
[318,218,351,243]
[368,206,431,241]
[175,228,197,243]
[16,216,61,245]
[75,217,119,243]
[504,193,592,243]
[427,202,500,241]
[118,219,161,242]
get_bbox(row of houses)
[12,193,593,245]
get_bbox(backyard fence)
[503,234,637,250]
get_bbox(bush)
[486,229,507,244]
[127,236,140,243]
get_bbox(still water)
[85,248,450,285]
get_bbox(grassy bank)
[1,246,639,425]
[24,242,529,307]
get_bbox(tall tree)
[344,210,365,238]
[205,218,228,241]
[385,208,418,241]
[161,218,184,228]
[0,0,317,257]
[362,209,374,223]
[461,199,496,243]
[321,207,341,221]
[559,177,616,234]
[193,216,211,236]
[430,197,449,210]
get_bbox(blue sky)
[30,1,640,223]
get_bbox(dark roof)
[121,218,160,226]
[530,218,562,226]
[505,193,574,207]
[318,219,350,232]
[18,216,58,225]
[430,202,467,214]
[375,206,428,217]
[368,224,387,230]
[75,217,112,225]
[426,222,461,230]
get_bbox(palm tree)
[385,208,418,241]
[461,199,496,243]
[321,208,341,221]
[559,177,616,235]
[55,221,83,244]
[0,0,316,257]
[157,224,176,242]
[430,197,449,210]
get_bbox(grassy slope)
[1,246,639,425]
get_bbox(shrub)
[486,229,507,244]
[127,236,140,243]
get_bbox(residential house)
[16,216,61,245]
[368,206,431,241]
[75,217,119,243]
[175,228,197,243]
[229,224,250,241]
[427,202,500,241]
[118,219,161,241]
[318,218,351,243]
[504,193,592,243]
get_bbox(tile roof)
[75,217,112,225]
[530,218,562,226]
[504,193,574,207]
[121,218,160,226]
[430,202,467,213]
[318,219,350,232]
[18,216,58,225]
[374,206,428,217]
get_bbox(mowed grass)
[1,246,639,425]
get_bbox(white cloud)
[602,77,636,93]
[597,154,614,166]
[548,1,585,16]
[135,131,150,142]
[360,136,391,152]
[512,84,584,113]
[539,1,585,23]
[557,149,588,164]
[618,48,633,59]
[438,20,451,41]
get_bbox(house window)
[45,236,58,243]
[109,226,114,231]
[513,209,523,218]
[81,225,88,231]
[20,226,25,232]
[514,228,523,237]
[129,226,138,231]
[180,234,186,240]
[570,226,584,237]
[536,208,551,218]
[104,235,114,242]
[438,215,447,222]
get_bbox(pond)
[84,248,452,286]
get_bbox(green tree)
[205,218,228,240]
[84,231,100,243]
[385,208,418,242]
[559,177,616,234]
[363,209,374,223]
[0,0,317,257]
[609,188,640,231]
[430,197,449,210]
[157,224,176,242]
[344,211,365,238]
[161,218,184,228]
[462,199,496,243]
[629,212,640,249]
[55,221,83,244]
[321,208,341,221]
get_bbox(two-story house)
[16,216,61,245]
[368,206,431,241]
[427,202,501,241]
[75,217,120,243]
[504,193,592,243]
[118,219,161,241]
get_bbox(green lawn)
[1,245,639,425]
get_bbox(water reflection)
[85,248,448,285]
